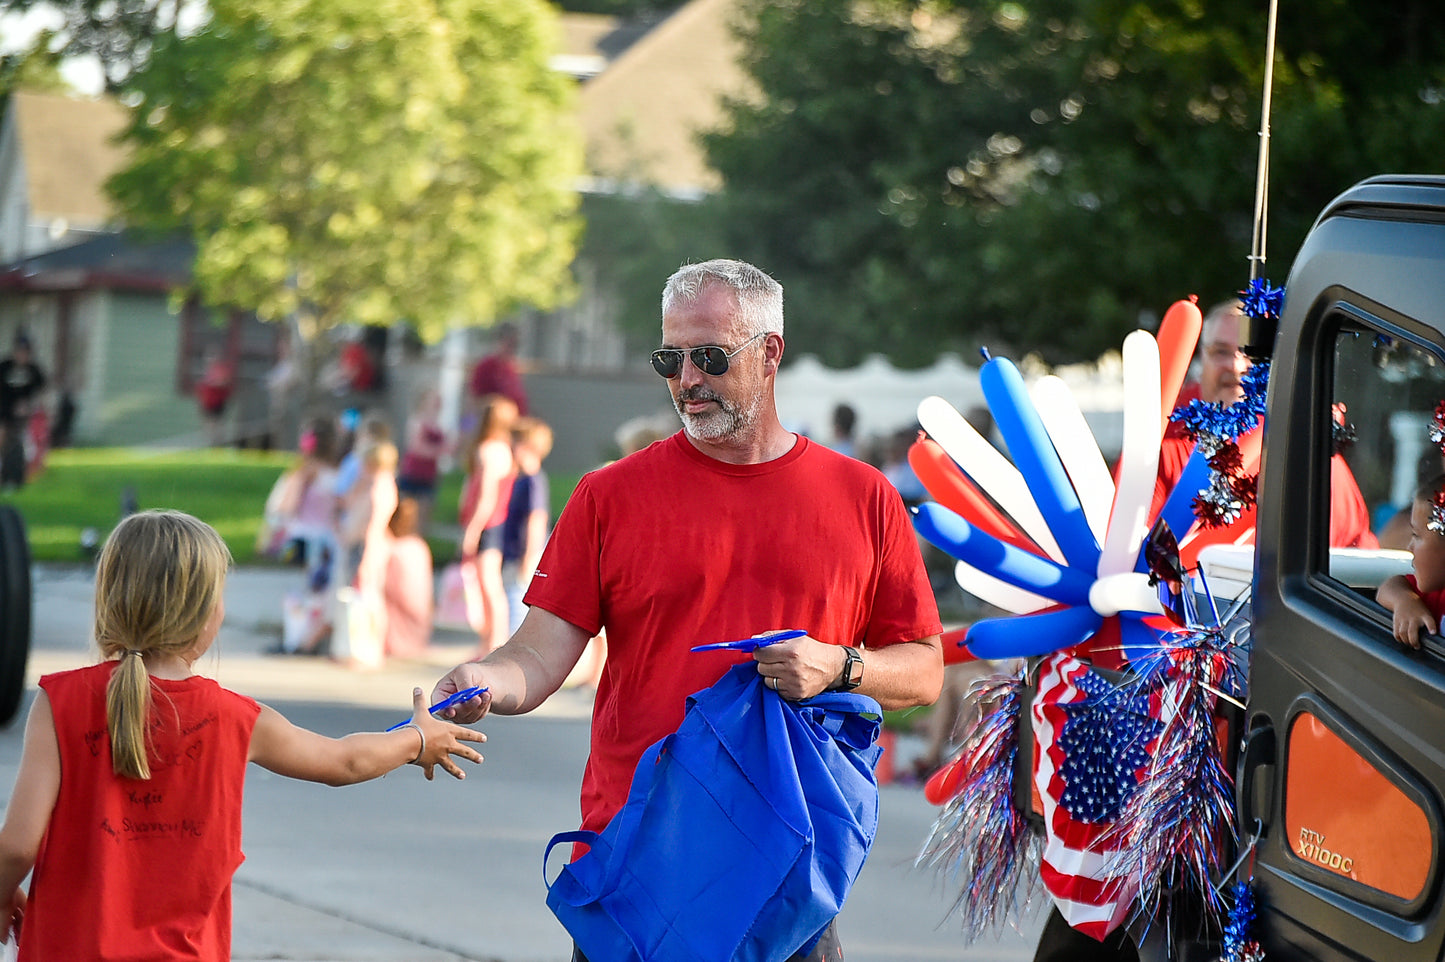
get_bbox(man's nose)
[677,353,705,389]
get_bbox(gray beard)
[673,386,760,442]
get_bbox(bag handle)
[543,830,598,888]
[797,690,883,753]
[541,737,669,902]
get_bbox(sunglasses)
[651,332,768,378]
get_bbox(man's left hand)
[752,633,846,700]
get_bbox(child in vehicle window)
[1377,473,1445,648]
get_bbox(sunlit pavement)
[0,564,1044,961]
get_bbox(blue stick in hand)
[386,686,488,731]
[690,629,807,653]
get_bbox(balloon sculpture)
[914,287,1280,948]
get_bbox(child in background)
[0,510,484,956]
[501,417,554,636]
[384,497,435,658]
[1378,473,1445,648]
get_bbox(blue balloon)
[1140,448,1212,571]
[966,606,1104,659]
[981,357,1101,573]
[913,502,1097,607]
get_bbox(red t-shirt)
[524,432,942,833]
[24,662,259,961]
[1405,575,1445,622]
[468,353,528,415]
[1152,385,1378,550]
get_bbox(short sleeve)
[523,476,604,636]
[862,485,942,648]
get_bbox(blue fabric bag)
[543,663,884,962]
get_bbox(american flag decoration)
[1102,619,1244,936]
[1031,652,1163,940]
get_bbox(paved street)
[0,564,1045,961]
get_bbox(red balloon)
[924,754,968,805]
[1157,296,1202,432]
[909,439,1040,554]
[941,626,978,665]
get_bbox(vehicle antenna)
[1248,0,1280,281]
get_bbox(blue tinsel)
[917,672,1042,941]
[1239,278,1285,321]
[1168,360,1270,443]
[1104,622,1245,932]
[1221,879,1265,962]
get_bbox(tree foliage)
[0,32,70,98]
[0,0,205,91]
[705,0,1445,364]
[107,0,584,347]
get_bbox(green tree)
[0,32,71,98]
[707,0,1445,364]
[0,0,203,91]
[107,0,584,360]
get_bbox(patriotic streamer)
[916,672,1042,940]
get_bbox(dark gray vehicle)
[1225,174,1445,960]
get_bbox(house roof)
[0,230,194,292]
[577,0,754,195]
[555,12,656,79]
[9,90,130,230]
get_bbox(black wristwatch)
[835,646,864,691]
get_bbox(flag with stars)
[1031,651,1164,940]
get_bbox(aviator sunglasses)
[650,331,769,378]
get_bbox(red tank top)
[24,662,259,961]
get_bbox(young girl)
[0,510,485,957]
[459,394,518,656]
[1378,473,1445,648]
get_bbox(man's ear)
[763,332,785,375]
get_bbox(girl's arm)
[0,693,62,942]
[248,688,486,785]
[1378,574,1436,648]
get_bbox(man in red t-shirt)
[433,259,943,962]
[467,321,528,416]
[1152,299,1377,551]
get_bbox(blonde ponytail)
[106,649,152,779]
[93,510,232,781]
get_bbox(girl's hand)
[4,887,24,945]
[1393,596,1437,649]
[407,689,487,781]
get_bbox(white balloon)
[1032,375,1115,546]
[917,395,1064,563]
[1097,332,1164,577]
[954,560,1053,614]
[1088,571,1165,617]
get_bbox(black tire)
[0,505,33,726]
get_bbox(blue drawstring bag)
[544,663,884,962]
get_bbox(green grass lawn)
[5,448,582,565]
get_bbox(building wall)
[78,291,197,445]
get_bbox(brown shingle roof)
[577,0,754,195]
[11,90,130,228]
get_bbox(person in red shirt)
[0,510,484,958]
[431,259,944,962]
[196,348,235,447]
[1377,473,1445,648]
[468,321,528,417]
[1153,299,1377,550]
